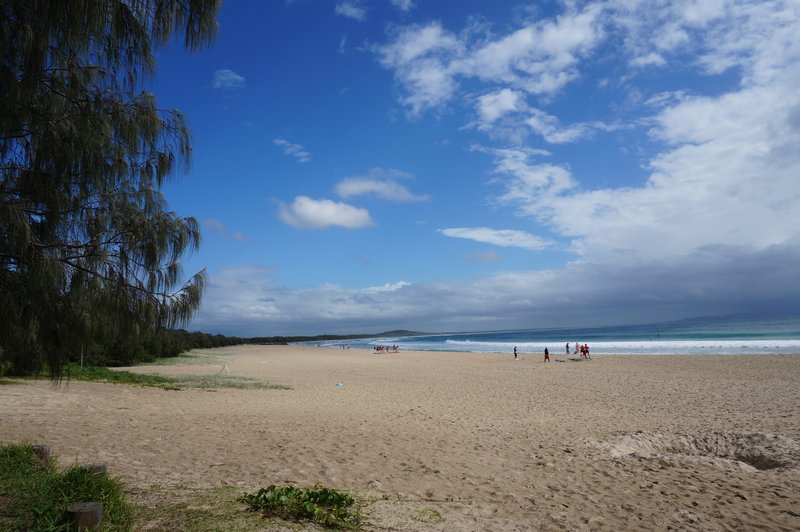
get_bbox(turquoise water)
[301,315,800,355]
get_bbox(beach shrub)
[240,484,360,529]
[0,443,132,530]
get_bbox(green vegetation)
[0,443,132,531]
[240,485,361,529]
[1,1,222,378]
[61,363,288,391]
[93,329,247,367]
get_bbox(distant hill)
[247,330,425,345]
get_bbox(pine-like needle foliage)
[0,1,221,376]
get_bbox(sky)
[151,0,800,337]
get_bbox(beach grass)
[142,351,230,366]
[61,363,290,391]
[129,484,269,531]
[0,443,132,530]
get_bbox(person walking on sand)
[565,342,570,355]
[514,346,518,360]
[544,347,550,363]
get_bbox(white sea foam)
[432,339,800,355]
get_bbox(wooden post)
[67,502,103,530]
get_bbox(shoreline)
[2,345,799,530]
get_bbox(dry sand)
[2,345,799,530]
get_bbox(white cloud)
[482,31,800,267]
[212,69,246,90]
[277,196,374,229]
[476,89,524,125]
[440,227,553,250]
[629,52,666,68]
[377,22,462,115]
[335,168,429,202]
[335,1,366,21]
[273,138,312,163]
[524,108,620,144]
[456,5,603,93]
[376,6,603,116]
[389,0,414,11]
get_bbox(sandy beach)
[2,345,799,530]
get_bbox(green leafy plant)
[240,484,360,529]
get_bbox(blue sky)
[151,0,800,336]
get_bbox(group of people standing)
[374,344,399,353]
[567,342,591,358]
[513,342,591,362]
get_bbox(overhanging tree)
[0,0,221,375]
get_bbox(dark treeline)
[78,329,248,368]
[249,330,423,345]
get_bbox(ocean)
[299,315,800,355]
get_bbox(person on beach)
[544,347,550,362]
[585,344,590,359]
[514,346,518,360]
[565,342,570,355]
[574,342,580,355]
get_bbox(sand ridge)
[2,346,799,530]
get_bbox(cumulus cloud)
[335,1,366,21]
[335,168,429,202]
[273,138,312,163]
[277,196,374,229]
[212,69,246,90]
[440,227,552,250]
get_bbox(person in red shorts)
[544,347,550,362]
